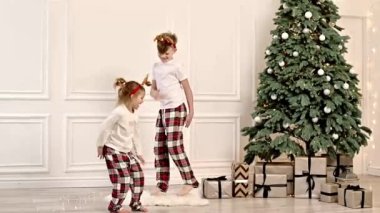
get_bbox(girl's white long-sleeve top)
[96,104,142,156]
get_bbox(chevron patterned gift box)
[232,180,249,198]
[231,161,249,180]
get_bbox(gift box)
[326,154,353,183]
[320,183,339,203]
[202,176,232,199]
[338,185,372,208]
[336,177,360,185]
[231,161,249,180]
[254,174,287,198]
[232,180,249,198]
[294,157,327,199]
[254,162,294,195]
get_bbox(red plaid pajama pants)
[103,146,144,212]
[154,103,199,192]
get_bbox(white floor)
[0,175,379,212]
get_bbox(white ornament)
[266,50,271,55]
[319,34,326,41]
[303,28,310,34]
[279,61,285,67]
[324,106,332,114]
[293,51,299,57]
[332,133,339,140]
[338,45,343,50]
[305,11,313,19]
[273,35,278,39]
[312,117,319,123]
[316,45,321,50]
[334,84,339,89]
[323,89,331,95]
[267,68,273,74]
[326,75,331,81]
[317,69,325,76]
[282,32,289,39]
[283,123,290,128]
[321,18,326,22]
[349,69,355,74]
[343,83,349,89]
[271,94,278,100]
[254,116,262,123]
[283,3,288,9]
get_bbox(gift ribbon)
[343,185,365,208]
[320,191,338,196]
[254,183,287,198]
[204,176,227,199]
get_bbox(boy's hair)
[114,74,151,105]
[154,32,177,54]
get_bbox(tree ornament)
[273,35,278,39]
[318,68,325,76]
[343,83,349,89]
[267,68,273,74]
[254,116,262,123]
[332,133,339,140]
[282,32,289,39]
[283,3,288,9]
[292,51,299,57]
[321,18,326,22]
[305,11,313,19]
[271,94,278,100]
[319,34,326,41]
[266,49,271,55]
[283,123,290,128]
[316,45,321,50]
[326,75,331,81]
[323,89,331,95]
[324,106,332,113]
[334,84,339,89]
[312,117,319,123]
[349,69,355,74]
[279,61,285,67]
[303,28,310,34]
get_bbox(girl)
[97,76,150,213]
[150,32,199,196]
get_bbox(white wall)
[0,0,374,188]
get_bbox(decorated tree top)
[242,0,371,164]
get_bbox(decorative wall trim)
[0,0,49,100]
[0,114,49,173]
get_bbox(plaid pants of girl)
[103,146,144,212]
[154,103,199,192]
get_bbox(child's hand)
[150,89,160,100]
[137,155,145,165]
[97,146,104,159]
[185,111,194,127]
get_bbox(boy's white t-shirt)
[152,59,187,109]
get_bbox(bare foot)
[134,206,148,212]
[118,208,131,213]
[176,185,193,196]
[150,187,166,196]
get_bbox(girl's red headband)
[130,85,141,96]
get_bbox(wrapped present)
[320,183,339,203]
[231,161,249,180]
[294,156,327,199]
[202,176,232,199]
[232,180,249,198]
[336,177,360,185]
[326,154,353,183]
[254,162,294,195]
[338,185,372,208]
[254,174,287,198]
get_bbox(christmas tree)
[242,0,371,164]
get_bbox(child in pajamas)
[97,76,150,213]
[150,32,199,196]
